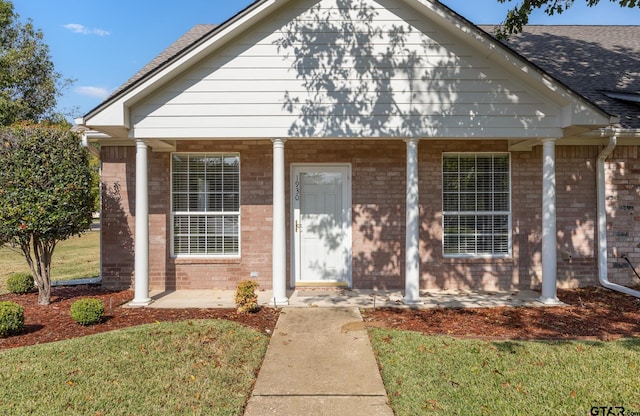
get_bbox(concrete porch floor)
[146,288,552,309]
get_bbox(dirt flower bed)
[362,286,640,340]
[0,286,280,350]
[1,286,639,350]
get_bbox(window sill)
[442,255,514,262]
[171,256,242,265]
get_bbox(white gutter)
[584,128,640,139]
[80,133,101,158]
[72,122,101,158]
[596,131,640,298]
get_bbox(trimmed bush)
[234,280,259,313]
[6,272,34,294]
[70,298,104,326]
[0,301,25,337]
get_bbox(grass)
[370,329,640,415]
[0,319,269,416]
[0,231,100,294]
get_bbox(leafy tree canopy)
[496,0,640,38]
[0,124,94,304]
[0,0,66,125]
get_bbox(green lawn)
[0,231,99,294]
[0,319,268,416]
[370,328,640,415]
[4,229,640,415]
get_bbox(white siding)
[132,0,564,139]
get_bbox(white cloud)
[64,23,110,36]
[75,86,111,99]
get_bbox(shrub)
[70,298,104,325]
[234,280,259,313]
[6,272,34,294]
[0,301,25,337]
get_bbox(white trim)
[441,152,513,258]
[131,140,151,306]
[291,163,353,288]
[540,139,559,304]
[404,139,422,304]
[272,139,288,304]
[169,152,241,258]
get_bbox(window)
[442,153,511,257]
[172,153,240,256]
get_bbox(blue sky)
[12,0,640,120]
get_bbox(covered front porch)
[128,138,564,307]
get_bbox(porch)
[145,288,549,309]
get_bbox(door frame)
[290,163,352,288]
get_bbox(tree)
[0,0,64,125]
[89,153,101,212]
[496,0,640,38]
[0,124,94,305]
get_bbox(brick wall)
[100,141,273,291]
[606,146,640,287]
[419,141,526,291]
[554,146,599,288]
[286,140,406,289]
[419,142,602,292]
[100,146,136,289]
[99,140,640,293]
[162,141,273,290]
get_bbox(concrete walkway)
[148,288,547,309]
[243,307,394,416]
[142,289,554,415]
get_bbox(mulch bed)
[0,286,280,350]
[1,285,639,350]
[362,286,640,340]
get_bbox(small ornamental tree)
[0,124,93,305]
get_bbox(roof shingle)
[107,24,217,100]
[491,25,640,128]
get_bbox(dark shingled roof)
[488,25,640,129]
[106,24,217,100]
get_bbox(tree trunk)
[22,236,55,306]
[38,283,51,305]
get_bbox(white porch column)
[131,139,151,306]
[272,138,289,305]
[404,138,422,305]
[540,138,559,304]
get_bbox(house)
[75,0,640,306]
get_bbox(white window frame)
[442,152,512,258]
[171,152,241,258]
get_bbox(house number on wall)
[294,175,300,201]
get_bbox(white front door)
[292,165,352,286]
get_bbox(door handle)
[295,220,302,233]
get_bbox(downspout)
[596,131,640,298]
[52,276,102,287]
